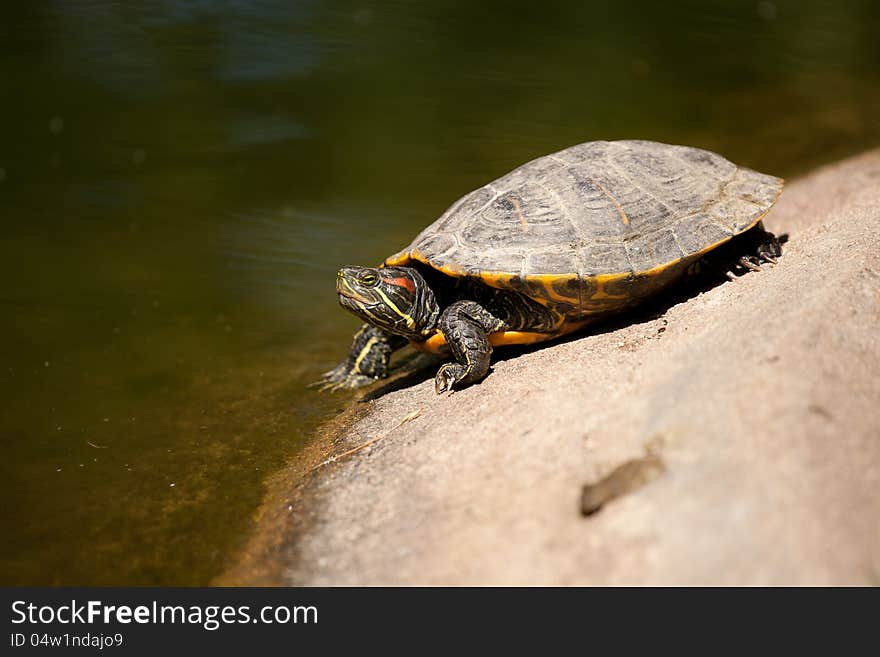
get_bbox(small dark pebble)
[581,453,667,516]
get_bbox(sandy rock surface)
[225,150,880,586]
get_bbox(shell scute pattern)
[672,215,731,254]
[627,229,683,271]
[578,242,631,277]
[493,153,565,191]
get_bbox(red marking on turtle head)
[383,275,416,294]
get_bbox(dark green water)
[1,1,879,584]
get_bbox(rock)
[224,149,880,586]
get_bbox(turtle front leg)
[435,300,506,394]
[320,324,408,390]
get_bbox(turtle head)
[336,266,440,338]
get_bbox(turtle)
[322,140,784,394]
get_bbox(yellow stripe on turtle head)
[373,287,416,330]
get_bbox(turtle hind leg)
[724,222,788,280]
[434,300,506,394]
[756,228,787,262]
[317,324,407,391]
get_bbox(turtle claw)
[315,375,375,391]
[434,363,465,395]
[313,363,377,391]
[737,256,762,272]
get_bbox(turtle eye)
[359,273,379,287]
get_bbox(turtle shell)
[385,140,783,317]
